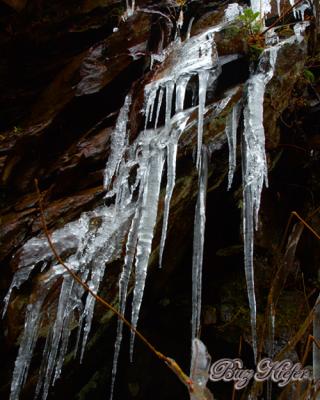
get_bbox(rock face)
[1,1,320,400]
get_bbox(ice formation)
[242,43,280,361]
[3,3,311,400]
[225,101,241,190]
[5,20,223,399]
[241,26,308,362]
[129,150,165,356]
[191,146,208,343]
[288,0,311,20]
[189,338,213,400]
[104,94,131,189]
[143,23,221,171]
[126,0,135,18]
[225,3,243,21]
[159,140,178,268]
[250,0,272,18]
[6,202,135,400]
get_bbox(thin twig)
[292,211,320,241]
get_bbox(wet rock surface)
[0,1,320,399]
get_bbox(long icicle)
[175,75,189,113]
[191,145,208,345]
[159,141,178,268]
[10,294,47,400]
[155,87,164,129]
[225,102,241,190]
[38,275,76,400]
[165,81,175,126]
[104,95,132,189]
[242,47,279,362]
[130,150,165,359]
[110,206,141,400]
[196,71,209,171]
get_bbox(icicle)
[186,17,194,41]
[295,3,310,21]
[130,150,165,358]
[250,0,272,19]
[150,54,155,70]
[3,226,82,318]
[10,300,44,400]
[110,111,189,395]
[225,102,241,190]
[191,146,208,343]
[104,95,131,189]
[77,208,135,363]
[38,276,75,400]
[288,0,297,18]
[79,260,108,362]
[294,21,309,43]
[125,0,135,18]
[189,338,213,400]
[276,0,281,16]
[265,28,279,46]
[177,9,184,31]
[313,294,320,398]
[242,46,279,362]
[144,87,158,132]
[165,81,175,126]
[2,264,35,316]
[110,206,141,400]
[53,296,81,384]
[143,22,220,116]
[154,86,164,129]
[175,75,189,113]
[149,92,157,123]
[9,266,63,400]
[159,141,178,268]
[196,71,209,171]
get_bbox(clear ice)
[225,101,241,190]
[242,44,280,361]
[191,146,208,343]
[104,94,132,189]
[250,0,272,18]
[129,149,165,357]
[189,338,213,400]
[225,3,243,21]
[242,26,307,361]
[159,140,178,268]
[3,6,309,400]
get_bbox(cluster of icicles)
[3,1,310,399]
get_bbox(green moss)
[223,24,241,40]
